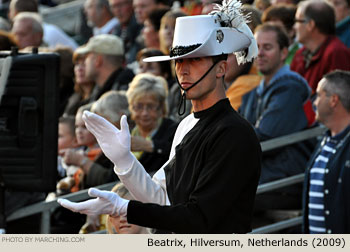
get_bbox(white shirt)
[43,22,78,50]
[115,114,199,206]
[93,17,119,36]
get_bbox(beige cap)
[75,34,124,56]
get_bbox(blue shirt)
[336,16,350,47]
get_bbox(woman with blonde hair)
[126,73,177,175]
[159,10,187,55]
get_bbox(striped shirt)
[308,135,337,233]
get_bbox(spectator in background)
[136,48,173,87]
[64,46,96,116]
[8,0,78,49]
[142,7,169,49]
[126,73,177,175]
[84,0,119,36]
[240,23,312,209]
[291,0,350,126]
[61,102,116,189]
[56,115,79,194]
[133,0,167,25]
[58,116,78,153]
[159,10,187,55]
[106,182,150,234]
[52,104,102,234]
[11,12,44,49]
[261,3,299,65]
[303,70,350,234]
[109,0,143,63]
[327,0,350,47]
[292,0,350,92]
[76,34,134,102]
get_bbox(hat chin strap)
[175,60,219,116]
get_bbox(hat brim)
[143,27,250,62]
[74,47,90,55]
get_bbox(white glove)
[57,188,129,217]
[82,111,135,172]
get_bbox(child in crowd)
[106,183,149,234]
[59,103,101,193]
[74,103,101,162]
[58,116,78,151]
[56,116,79,194]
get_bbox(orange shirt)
[226,65,262,110]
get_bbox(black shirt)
[128,99,261,233]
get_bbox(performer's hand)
[57,188,129,217]
[82,111,135,172]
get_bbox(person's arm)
[254,83,308,141]
[58,114,199,220]
[82,111,170,204]
[116,115,197,205]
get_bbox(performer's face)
[175,57,226,102]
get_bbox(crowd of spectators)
[2,0,350,234]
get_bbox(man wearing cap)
[58,0,261,233]
[77,34,134,102]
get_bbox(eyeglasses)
[132,103,159,112]
[294,19,309,23]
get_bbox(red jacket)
[291,36,350,94]
[291,36,350,126]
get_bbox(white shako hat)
[144,0,258,64]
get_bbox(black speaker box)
[0,51,59,192]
